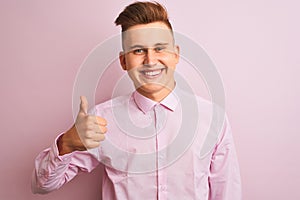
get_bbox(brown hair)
[114,1,173,32]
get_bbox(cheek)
[125,55,143,69]
[160,55,177,69]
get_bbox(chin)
[138,84,165,94]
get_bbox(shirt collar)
[133,87,179,114]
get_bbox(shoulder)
[175,87,227,128]
[175,87,215,112]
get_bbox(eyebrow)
[129,43,169,50]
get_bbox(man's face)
[119,22,179,100]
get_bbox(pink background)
[1,0,299,199]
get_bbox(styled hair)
[114,1,173,32]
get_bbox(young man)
[32,2,241,199]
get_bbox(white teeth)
[144,70,161,76]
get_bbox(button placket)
[153,104,168,199]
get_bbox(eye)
[154,46,166,52]
[133,48,146,55]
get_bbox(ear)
[174,45,180,64]
[119,51,127,71]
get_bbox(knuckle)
[88,141,100,149]
[102,118,107,125]
[100,134,106,141]
[84,140,92,148]
[97,117,107,125]
[86,124,94,130]
[102,127,107,133]
[85,131,94,139]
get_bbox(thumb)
[79,96,88,115]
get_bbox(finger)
[79,96,88,115]
[83,132,105,143]
[98,125,107,134]
[91,124,107,134]
[84,140,101,149]
[96,116,107,126]
[92,133,106,142]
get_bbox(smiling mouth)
[140,68,165,79]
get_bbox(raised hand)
[57,96,107,155]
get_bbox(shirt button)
[160,185,167,191]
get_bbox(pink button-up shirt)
[32,88,241,200]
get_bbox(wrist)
[57,133,73,156]
[57,125,86,155]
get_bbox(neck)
[137,82,175,102]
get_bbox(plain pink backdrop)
[1,0,299,199]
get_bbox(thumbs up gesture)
[57,96,107,155]
[76,96,107,148]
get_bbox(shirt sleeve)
[31,133,100,194]
[208,117,242,200]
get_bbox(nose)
[143,49,158,66]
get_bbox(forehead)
[122,22,174,50]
